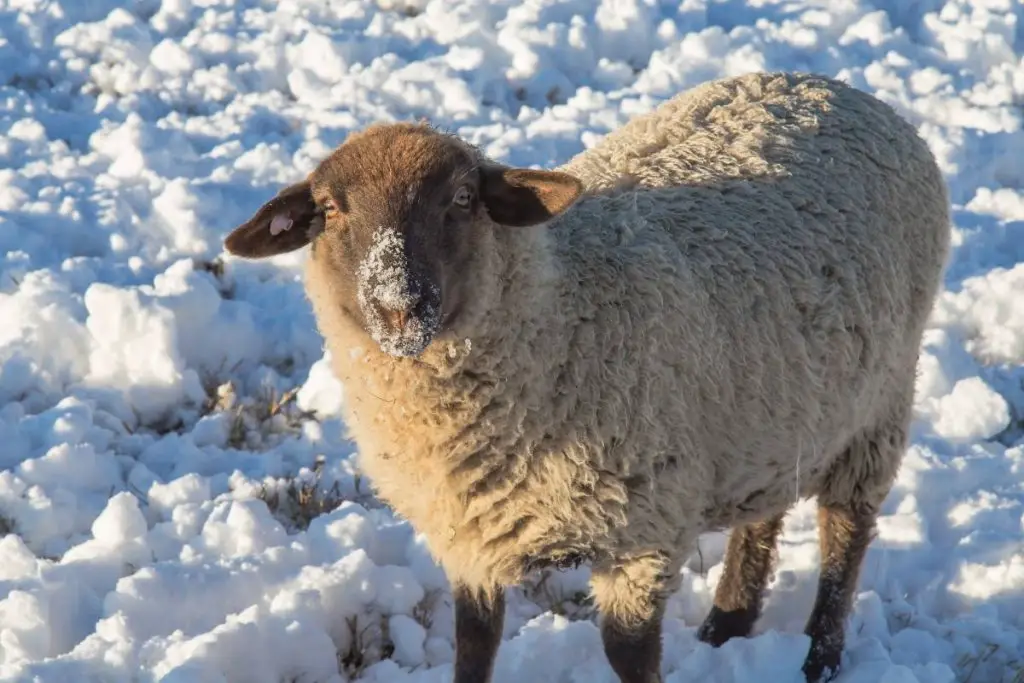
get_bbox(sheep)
[222,70,951,683]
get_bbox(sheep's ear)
[224,180,319,258]
[480,166,583,227]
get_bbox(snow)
[0,0,1023,681]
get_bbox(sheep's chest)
[338,361,622,587]
[353,433,610,587]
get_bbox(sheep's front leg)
[591,553,679,683]
[696,513,785,646]
[453,583,505,683]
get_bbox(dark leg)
[803,413,907,682]
[801,504,875,682]
[591,553,679,683]
[601,601,666,683]
[453,583,505,683]
[697,514,785,646]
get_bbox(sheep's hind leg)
[696,513,785,646]
[590,552,681,683]
[803,417,907,683]
[453,583,505,683]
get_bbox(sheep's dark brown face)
[223,123,583,358]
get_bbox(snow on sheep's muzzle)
[356,226,441,358]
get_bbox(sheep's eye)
[452,185,472,209]
[322,200,340,217]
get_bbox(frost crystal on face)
[357,226,441,358]
[358,227,417,311]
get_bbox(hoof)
[802,639,841,683]
[696,606,756,648]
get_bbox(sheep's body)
[301,71,949,681]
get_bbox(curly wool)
[304,71,950,595]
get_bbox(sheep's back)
[561,71,947,258]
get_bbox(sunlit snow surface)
[1,0,1024,681]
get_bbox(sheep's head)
[223,122,583,358]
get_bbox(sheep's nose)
[382,306,410,330]
[378,290,421,330]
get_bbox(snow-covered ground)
[1,0,1023,681]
